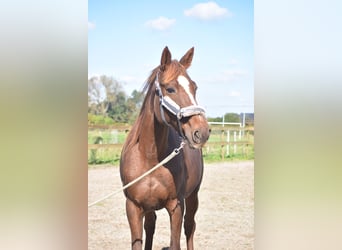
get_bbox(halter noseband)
[155,72,206,138]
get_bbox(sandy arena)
[88,161,254,249]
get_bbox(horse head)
[154,46,210,149]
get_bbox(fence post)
[111,129,118,144]
[246,130,249,157]
[226,130,230,156]
[234,131,237,154]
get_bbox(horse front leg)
[166,198,184,250]
[144,211,156,250]
[184,191,199,250]
[126,198,144,250]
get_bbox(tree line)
[88,75,144,124]
[88,75,253,125]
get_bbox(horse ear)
[180,47,194,69]
[160,46,172,71]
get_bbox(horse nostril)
[193,130,202,144]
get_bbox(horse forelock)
[143,61,186,90]
[160,60,187,84]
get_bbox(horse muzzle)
[183,115,210,149]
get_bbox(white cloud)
[88,21,96,30]
[145,16,176,31]
[184,2,232,20]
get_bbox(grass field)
[88,126,254,165]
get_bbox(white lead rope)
[88,141,185,208]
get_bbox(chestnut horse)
[120,47,210,250]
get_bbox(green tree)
[88,76,108,115]
[129,90,144,107]
[107,90,128,122]
[208,113,241,123]
[224,113,240,123]
[126,90,144,123]
[88,75,145,124]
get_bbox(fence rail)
[88,124,254,162]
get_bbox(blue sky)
[88,1,253,117]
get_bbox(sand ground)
[88,161,254,249]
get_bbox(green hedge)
[88,114,115,125]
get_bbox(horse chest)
[127,167,179,210]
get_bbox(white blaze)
[177,75,197,105]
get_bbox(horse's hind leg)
[144,211,156,250]
[184,191,199,250]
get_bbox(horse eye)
[166,87,175,94]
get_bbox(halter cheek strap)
[155,73,206,138]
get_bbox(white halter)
[155,72,206,138]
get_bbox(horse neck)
[138,95,169,162]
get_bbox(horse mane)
[122,67,158,152]
[123,61,186,152]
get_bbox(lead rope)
[88,141,185,208]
